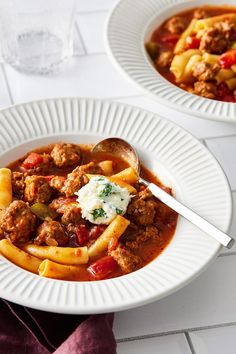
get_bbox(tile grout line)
[204,133,236,141]
[218,251,236,257]
[74,20,88,55]
[116,320,236,343]
[184,332,196,354]
[0,63,14,105]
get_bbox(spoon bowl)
[92,137,140,172]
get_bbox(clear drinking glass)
[0,0,75,74]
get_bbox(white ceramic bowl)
[105,0,236,122]
[0,98,232,314]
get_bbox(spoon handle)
[140,179,234,249]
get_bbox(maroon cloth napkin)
[0,299,116,354]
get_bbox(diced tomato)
[108,236,118,252]
[219,50,236,69]
[185,36,200,49]
[87,256,118,280]
[89,225,106,240]
[22,152,43,169]
[44,175,56,182]
[75,224,90,246]
[160,34,180,46]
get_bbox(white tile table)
[0,1,236,353]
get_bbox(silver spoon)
[92,137,234,249]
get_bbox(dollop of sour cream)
[75,176,131,225]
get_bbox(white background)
[0,1,236,353]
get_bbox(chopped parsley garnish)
[116,208,123,215]
[99,183,113,198]
[91,208,106,220]
[97,177,105,181]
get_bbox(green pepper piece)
[145,42,160,60]
[31,202,57,220]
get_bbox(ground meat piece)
[194,81,217,99]
[35,220,68,246]
[24,176,52,204]
[165,16,187,34]
[199,21,236,54]
[50,176,66,193]
[192,62,220,81]
[214,21,236,40]
[193,9,208,19]
[51,143,82,168]
[156,51,173,68]
[61,205,83,225]
[110,245,141,273]
[49,196,77,214]
[0,200,36,243]
[61,168,89,197]
[78,162,103,175]
[127,188,157,226]
[125,226,159,250]
[12,172,26,195]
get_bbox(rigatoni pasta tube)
[0,168,12,210]
[111,167,138,185]
[0,239,41,274]
[170,50,201,82]
[215,69,235,84]
[22,244,89,265]
[182,54,202,82]
[202,53,220,64]
[98,161,113,176]
[194,14,236,31]
[39,259,86,280]
[88,215,130,259]
[107,177,137,194]
[174,19,197,54]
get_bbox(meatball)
[49,196,77,214]
[24,176,52,204]
[35,220,68,246]
[199,21,235,54]
[192,62,220,82]
[12,171,26,195]
[61,205,83,225]
[165,16,187,34]
[127,188,157,226]
[194,81,217,99]
[51,143,82,168]
[0,200,36,243]
[156,51,173,68]
[193,9,208,19]
[110,245,141,273]
[125,226,159,250]
[50,176,66,193]
[62,168,89,197]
